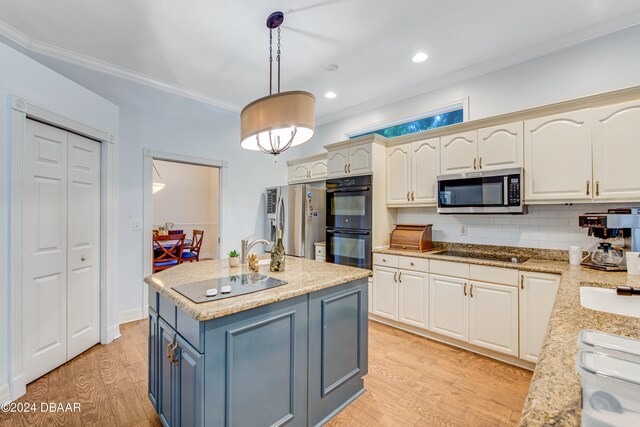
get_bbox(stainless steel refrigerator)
[265,184,326,259]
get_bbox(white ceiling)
[2,0,640,123]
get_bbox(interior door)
[67,133,101,359]
[23,119,69,382]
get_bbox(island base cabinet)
[308,279,368,426]
[205,296,309,427]
[158,318,204,427]
[148,309,159,410]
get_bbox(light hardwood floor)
[1,319,531,426]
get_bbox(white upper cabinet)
[592,100,640,201]
[412,138,440,204]
[441,130,477,174]
[477,122,523,171]
[386,137,440,206]
[524,109,593,203]
[287,154,327,184]
[386,144,412,205]
[326,143,373,178]
[308,158,328,180]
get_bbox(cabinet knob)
[410,262,414,266]
[81,256,87,262]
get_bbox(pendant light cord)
[277,26,281,93]
[269,29,273,95]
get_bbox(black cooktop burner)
[172,273,288,304]
[437,250,529,264]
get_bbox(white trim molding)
[7,94,119,401]
[142,150,227,316]
[0,383,10,404]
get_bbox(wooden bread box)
[390,224,433,252]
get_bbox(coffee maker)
[579,208,640,271]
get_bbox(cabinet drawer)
[398,256,429,272]
[430,260,469,278]
[373,253,399,268]
[469,264,518,286]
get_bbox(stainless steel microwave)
[437,167,527,214]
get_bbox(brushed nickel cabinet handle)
[410,262,415,266]
[411,191,415,201]
[398,272,402,283]
[586,180,590,196]
[463,283,467,296]
[393,271,397,283]
[473,158,477,170]
[479,157,483,169]
[382,258,386,262]
[166,341,174,362]
[407,192,410,201]
[596,181,600,197]
[520,275,524,289]
[348,164,351,173]
[344,164,348,174]
[470,284,474,298]
[81,256,87,261]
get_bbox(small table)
[154,238,192,250]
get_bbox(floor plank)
[3,318,532,426]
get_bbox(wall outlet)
[132,221,141,231]
[459,225,467,236]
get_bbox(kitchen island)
[144,257,371,427]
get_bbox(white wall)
[10,49,302,325]
[153,160,219,258]
[0,41,119,400]
[303,25,640,153]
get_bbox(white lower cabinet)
[397,270,429,329]
[519,272,560,363]
[372,266,399,320]
[429,275,469,342]
[468,281,519,357]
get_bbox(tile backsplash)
[395,203,639,251]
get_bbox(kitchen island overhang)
[144,257,371,427]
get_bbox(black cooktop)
[437,250,529,264]
[172,273,288,304]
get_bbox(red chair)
[153,234,186,273]
[182,230,204,262]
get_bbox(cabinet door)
[477,122,523,170]
[177,335,204,427]
[148,310,159,410]
[288,163,310,183]
[440,130,477,174]
[519,272,560,363]
[468,281,518,356]
[524,110,592,202]
[348,143,373,175]
[412,138,440,205]
[309,158,328,180]
[372,266,398,321]
[327,148,349,178]
[158,319,176,427]
[429,275,469,342]
[592,100,640,201]
[398,270,429,330]
[386,144,412,205]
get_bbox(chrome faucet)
[240,237,272,263]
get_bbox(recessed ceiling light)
[324,91,337,99]
[412,52,429,63]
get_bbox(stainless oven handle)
[326,229,371,235]
[326,186,371,193]
[503,176,508,206]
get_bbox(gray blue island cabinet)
[144,258,370,427]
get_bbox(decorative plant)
[228,250,239,258]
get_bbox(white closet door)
[23,119,69,382]
[67,133,101,359]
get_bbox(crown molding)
[0,19,242,113]
[1,12,640,124]
[316,13,640,126]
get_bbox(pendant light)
[152,162,165,194]
[240,11,316,157]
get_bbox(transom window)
[349,107,464,139]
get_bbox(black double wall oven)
[326,175,372,270]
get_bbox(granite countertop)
[373,247,640,426]
[144,256,371,322]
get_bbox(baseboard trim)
[368,314,535,371]
[118,307,144,325]
[9,374,26,402]
[107,324,121,342]
[313,387,366,427]
[0,383,10,403]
